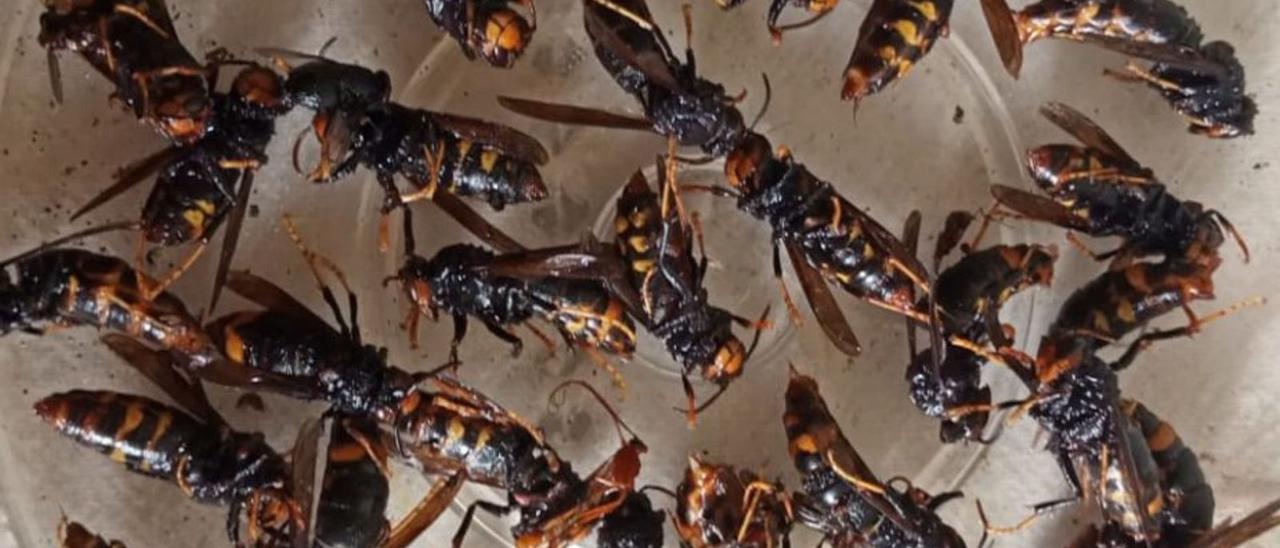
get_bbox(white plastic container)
[0,0,1276,546]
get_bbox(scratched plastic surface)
[1,1,1278,546]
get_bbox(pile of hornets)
[6,0,1277,546]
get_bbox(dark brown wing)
[101,334,226,427]
[786,240,860,356]
[1089,37,1230,79]
[383,472,467,548]
[979,0,1024,77]
[140,0,181,37]
[901,210,923,362]
[224,271,335,334]
[289,418,323,548]
[1190,497,1280,548]
[484,241,649,323]
[1040,103,1141,168]
[432,192,526,254]
[46,47,64,105]
[209,171,255,312]
[427,111,550,165]
[990,184,1092,231]
[902,210,921,258]
[1110,399,1162,542]
[582,0,683,92]
[497,97,656,132]
[934,210,975,270]
[70,147,179,221]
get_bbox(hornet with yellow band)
[717,131,930,357]
[482,164,769,424]
[906,211,1058,444]
[70,62,288,310]
[280,56,549,212]
[38,0,213,143]
[992,103,1248,270]
[749,0,1014,103]
[388,198,636,374]
[981,344,1280,546]
[1072,399,1280,547]
[186,223,600,544]
[842,0,957,102]
[1047,258,1217,362]
[784,368,966,547]
[613,168,763,417]
[498,0,752,161]
[205,266,423,419]
[36,390,302,547]
[34,335,312,547]
[982,0,1255,137]
[0,245,219,369]
[422,0,537,68]
[445,381,663,548]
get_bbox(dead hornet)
[0,224,220,369]
[785,367,966,547]
[978,346,1280,547]
[990,103,1249,269]
[277,56,549,249]
[675,455,794,547]
[165,221,567,545]
[688,130,931,358]
[57,517,126,548]
[904,211,1056,443]
[387,195,636,388]
[202,217,425,417]
[499,0,756,161]
[69,61,288,310]
[1039,256,1262,378]
[39,0,213,143]
[423,0,537,67]
[279,55,549,203]
[765,0,1018,104]
[976,346,1172,546]
[982,0,1256,137]
[482,162,769,424]
[453,381,660,548]
[36,338,310,547]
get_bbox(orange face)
[705,338,747,384]
[403,277,434,316]
[479,9,533,68]
[232,66,285,110]
[724,133,772,191]
[151,87,213,144]
[1034,334,1086,385]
